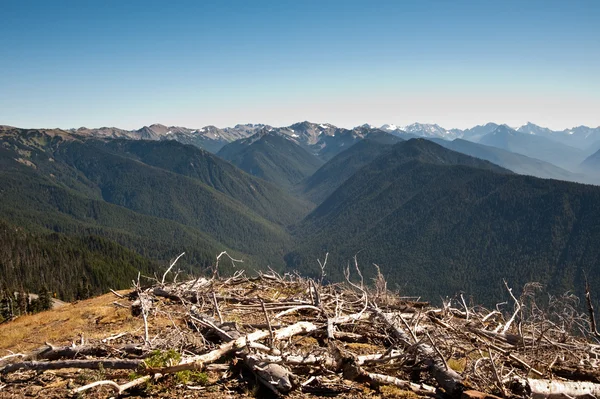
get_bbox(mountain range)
[45,121,600,174]
[3,120,600,308]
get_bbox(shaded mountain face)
[0,128,315,298]
[289,139,600,306]
[216,130,324,188]
[478,125,586,170]
[518,122,600,150]
[461,122,500,141]
[300,131,403,204]
[579,149,600,183]
[581,148,600,170]
[430,138,589,184]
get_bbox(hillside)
[217,130,324,188]
[0,128,311,299]
[289,139,600,305]
[430,138,587,183]
[1,272,596,398]
[581,148,600,171]
[301,131,403,204]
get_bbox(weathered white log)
[513,378,600,399]
[273,305,321,319]
[368,372,436,395]
[151,321,318,374]
[71,373,158,395]
[71,380,120,395]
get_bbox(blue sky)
[1,0,599,130]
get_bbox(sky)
[1,0,599,130]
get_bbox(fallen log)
[3,344,145,364]
[0,358,143,374]
[195,313,301,394]
[551,366,600,384]
[71,373,159,396]
[367,372,436,396]
[245,355,298,394]
[372,306,467,397]
[511,377,600,399]
[149,321,318,374]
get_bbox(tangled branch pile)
[2,255,600,398]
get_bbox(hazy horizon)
[4,119,600,133]
[2,0,599,131]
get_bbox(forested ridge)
[0,129,302,308]
[289,140,600,306]
[217,130,324,188]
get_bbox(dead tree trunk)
[372,306,466,397]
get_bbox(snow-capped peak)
[380,124,398,131]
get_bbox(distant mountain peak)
[380,124,399,131]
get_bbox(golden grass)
[447,357,467,372]
[379,385,419,399]
[0,290,141,353]
[345,342,382,355]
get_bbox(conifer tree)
[39,287,52,311]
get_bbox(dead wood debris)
[2,258,600,398]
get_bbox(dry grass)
[0,290,140,353]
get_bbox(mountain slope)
[217,130,324,188]
[461,123,500,141]
[518,122,600,150]
[430,138,587,183]
[581,148,600,171]
[0,128,312,298]
[289,139,600,305]
[478,125,586,170]
[95,138,311,224]
[579,149,600,183]
[301,131,403,204]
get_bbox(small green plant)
[97,362,106,379]
[128,371,142,381]
[142,350,209,387]
[144,349,182,368]
[175,370,209,385]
